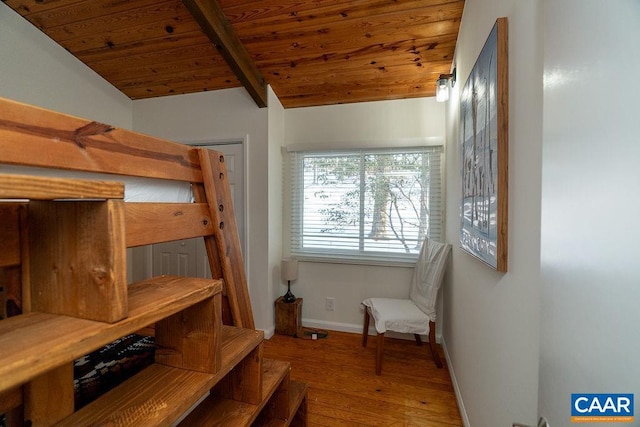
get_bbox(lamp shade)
[281,258,298,282]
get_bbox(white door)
[151,142,245,279]
[152,237,198,276]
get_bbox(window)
[288,146,443,264]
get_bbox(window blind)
[288,146,443,264]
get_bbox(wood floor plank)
[306,388,460,424]
[263,331,462,426]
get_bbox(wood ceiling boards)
[4,0,464,108]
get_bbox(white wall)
[132,88,276,332]
[539,1,640,424]
[268,88,285,333]
[442,0,543,426]
[0,3,131,128]
[283,98,445,333]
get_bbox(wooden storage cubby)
[0,96,308,426]
[27,199,128,323]
[0,276,224,392]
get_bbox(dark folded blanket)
[74,334,156,409]
[0,334,156,425]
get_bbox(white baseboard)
[300,318,363,334]
[261,326,275,340]
[441,336,470,427]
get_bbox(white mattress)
[0,165,193,203]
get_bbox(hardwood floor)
[263,330,463,426]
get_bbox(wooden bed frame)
[0,97,307,426]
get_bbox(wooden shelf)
[178,358,286,426]
[0,173,124,200]
[286,381,309,426]
[218,326,264,372]
[178,358,308,426]
[255,380,308,427]
[57,326,264,426]
[58,364,214,426]
[0,275,223,391]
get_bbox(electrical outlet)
[325,297,335,311]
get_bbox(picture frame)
[459,17,508,272]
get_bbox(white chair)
[361,239,451,375]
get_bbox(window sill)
[292,254,416,268]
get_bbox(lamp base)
[282,281,296,303]
[282,290,296,303]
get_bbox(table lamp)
[280,257,298,303]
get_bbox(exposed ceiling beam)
[182,0,268,108]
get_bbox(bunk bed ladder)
[193,147,255,330]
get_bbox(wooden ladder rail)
[194,148,255,330]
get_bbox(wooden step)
[0,173,124,200]
[285,381,309,427]
[256,381,308,427]
[56,326,263,426]
[178,359,308,426]
[177,358,287,426]
[0,275,222,391]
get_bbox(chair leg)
[428,321,443,368]
[362,308,370,347]
[413,334,423,346]
[375,333,384,375]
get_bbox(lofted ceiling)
[5,0,464,109]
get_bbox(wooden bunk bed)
[0,96,307,426]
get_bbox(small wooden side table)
[275,296,302,337]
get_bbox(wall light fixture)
[436,68,456,102]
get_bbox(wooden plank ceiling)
[4,0,463,109]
